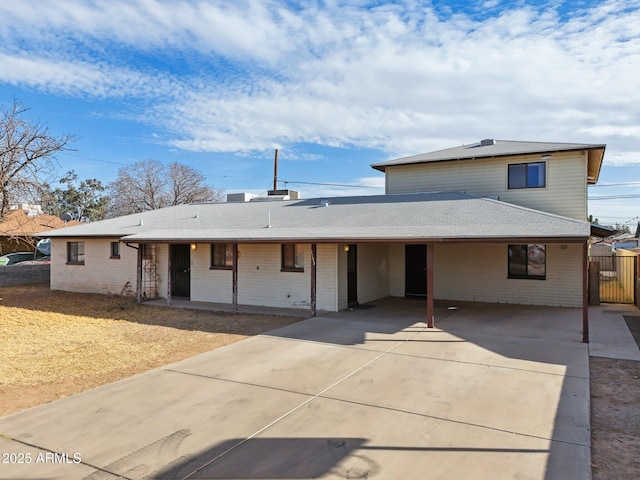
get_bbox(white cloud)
[0,53,179,98]
[1,0,640,164]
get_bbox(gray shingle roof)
[41,192,589,242]
[371,139,606,171]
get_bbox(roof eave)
[123,235,589,244]
[372,144,607,171]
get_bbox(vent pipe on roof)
[480,139,496,146]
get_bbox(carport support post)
[311,243,317,317]
[136,243,143,303]
[582,241,589,343]
[426,243,434,328]
[166,247,172,306]
[232,243,238,313]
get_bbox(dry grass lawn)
[0,285,302,416]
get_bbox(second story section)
[371,139,605,220]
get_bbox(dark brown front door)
[405,244,427,297]
[171,244,191,298]
[347,244,358,306]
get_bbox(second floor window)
[508,161,546,189]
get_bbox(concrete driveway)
[0,299,591,480]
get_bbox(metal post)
[232,243,238,313]
[136,244,143,303]
[167,245,172,306]
[582,241,589,343]
[311,244,317,317]
[426,243,434,328]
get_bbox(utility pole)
[273,148,278,191]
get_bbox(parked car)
[0,252,39,266]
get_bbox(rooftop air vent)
[480,139,496,146]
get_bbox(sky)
[0,0,639,229]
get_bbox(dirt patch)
[590,357,640,480]
[0,285,302,416]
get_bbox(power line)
[588,194,640,200]
[281,179,379,189]
[589,181,640,187]
[59,152,128,166]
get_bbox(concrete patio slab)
[0,299,594,480]
[588,304,640,360]
[391,328,589,378]
[169,397,588,480]
[167,335,383,395]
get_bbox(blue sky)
[1,0,639,228]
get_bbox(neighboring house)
[42,139,605,338]
[611,226,640,249]
[0,209,81,255]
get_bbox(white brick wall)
[51,238,137,295]
[356,243,390,304]
[337,245,348,310]
[388,244,405,297]
[433,243,583,307]
[184,243,338,311]
[51,239,582,309]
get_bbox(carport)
[123,192,592,343]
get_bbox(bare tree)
[107,160,223,217]
[166,161,223,205]
[0,100,73,219]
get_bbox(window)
[67,242,85,265]
[110,242,120,259]
[508,161,546,189]
[211,244,233,269]
[508,244,546,279]
[281,243,304,272]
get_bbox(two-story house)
[42,139,604,334]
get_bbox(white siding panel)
[386,152,587,220]
[434,243,582,307]
[50,238,137,295]
[357,244,390,304]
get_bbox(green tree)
[42,170,108,222]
